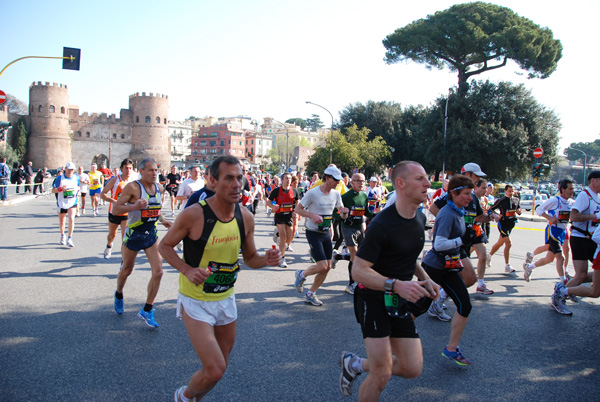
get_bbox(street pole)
[306,101,334,165]
[442,91,449,180]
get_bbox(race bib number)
[557,211,570,223]
[63,189,75,198]
[384,291,402,317]
[204,261,240,294]
[464,214,476,225]
[141,207,161,222]
[368,200,377,213]
[350,206,366,217]
[92,179,99,185]
[505,210,517,218]
[318,215,332,231]
[279,204,293,213]
[444,254,464,270]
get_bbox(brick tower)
[128,92,170,169]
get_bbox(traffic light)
[532,163,541,178]
[539,163,550,177]
[0,121,11,141]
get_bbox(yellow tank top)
[88,171,103,190]
[179,200,245,301]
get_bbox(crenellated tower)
[128,92,170,169]
[28,82,71,169]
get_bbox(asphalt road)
[1,196,599,401]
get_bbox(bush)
[0,144,20,166]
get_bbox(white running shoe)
[279,258,288,268]
[525,251,534,265]
[486,252,492,267]
[104,246,112,259]
[286,244,294,253]
[505,264,515,274]
[523,263,533,282]
[59,234,66,245]
[66,237,74,247]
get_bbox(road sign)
[0,90,6,104]
[353,169,358,173]
[533,147,543,158]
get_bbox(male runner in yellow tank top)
[159,155,281,402]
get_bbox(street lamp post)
[566,147,587,183]
[271,118,289,172]
[305,101,334,165]
[442,92,449,180]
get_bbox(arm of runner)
[295,201,322,224]
[100,177,116,203]
[352,256,436,303]
[112,182,146,215]
[159,207,211,284]
[240,208,281,268]
[428,202,440,217]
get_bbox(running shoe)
[138,308,159,328]
[551,282,573,315]
[568,294,579,303]
[174,385,197,402]
[442,346,472,366]
[81,209,86,215]
[486,252,492,267]
[525,251,534,265]
[331,250,339,269]
[104,246,112,259]
[114,292,124,315]
[59,234,66,245]
[294,270,306,293]
[171,211,175,217]
[476,284,494,295]
[279,258,288,268]
[295,232,299,239]
[93,210,98,217]
[67,237,74,248]
[505,264,515,273]
[272,229,279,244]
[266,209,272,217]
[76,211,81,217]
[523,263,533,282]
[345,283,356,295]
[286,244,294,253]
[176,241,183,251]
[304,292,323,306]
[339,351,361,397]
[428,299,451,322]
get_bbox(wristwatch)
[384,278,396,292]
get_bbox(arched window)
[38,105,43,112]
[145,116,150,123]
[61,106,66,114]
[49,105,55,113]
[121,134,125,139]
[155,117,160,124]
[86,132,90,137]
[136,116,139,123]
[113,133,117,139]
[164,118,167,124]
[77,131,82,137]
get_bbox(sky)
[2,0,598,153]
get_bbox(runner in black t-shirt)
[166,166,182,214]
[489,184,522,274]
[338,161,439,399]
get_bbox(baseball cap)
[65,162,76,170]
[461,162,486,177]
[369,176,378,182]
[323,166,343,181]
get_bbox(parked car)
[520,193,548,211]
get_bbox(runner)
[268,172,299,268]
[294,166,348,306]
[76,166,90,216]
[158,155,281,402]
[111,158,171,327]
[338,161,439,399]
[88,163,104,216]
[166,166,182,215]
[185,166,216,208]
[423,175,476,365]
[333,172,374,294]
[52,162,80,248]
[177,166,204,208]
[488,184,522,274]
[523,180,574,283]
[551,171,600,315]
[100,158,136,259]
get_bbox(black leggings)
[423,264,472,318]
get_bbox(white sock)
[180,387,193,402]
[560,275,566,282]
[478,279,485,287]
[439,288,447,301]
[560,287,569,297]
[351,357,364,373]
[529,263,536,269]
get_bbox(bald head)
[351,173,366,192]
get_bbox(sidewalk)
[0,191,39,206]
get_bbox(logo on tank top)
[211,234,239,246]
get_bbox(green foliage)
[564,140,600,162]
[383,2,562,95]
[430,181,442,190]
[305,125,391,178]
[0,144,20,166]
[13,117,28,161]
[306,114,325,132]
[268,135,312,168]
[285,118,307,130]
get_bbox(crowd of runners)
[45,156,600,401]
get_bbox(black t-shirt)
[490,196,520,221]
[185,187,216,208]
[166,173,181,186]
[356,205,426,281]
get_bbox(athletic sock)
[439,288,447,302]
[559,287,569,297]
[143,303,153,312]
[115,291,123,300]
[531,263,536,269]
[560,275,566,282]
[351,357,364,373]
[299,271,306,279]
[477,279,485,287]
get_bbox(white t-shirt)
[177,178,204,198]
[300,185,343,232]
[78,173,90,193]
[571,187,600,238]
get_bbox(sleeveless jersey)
[179,201,246,302]
[571,188,600,238]
[270,186,298,216]
[126,181,162,232]
[54,174,80,210]
[88,171,103,190]
[543,196,574,231]
[108,174,131,216]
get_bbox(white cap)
[369,176,378,182]
[461,162,486,177]
[323,166,343,181]
[65,162,76,170]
